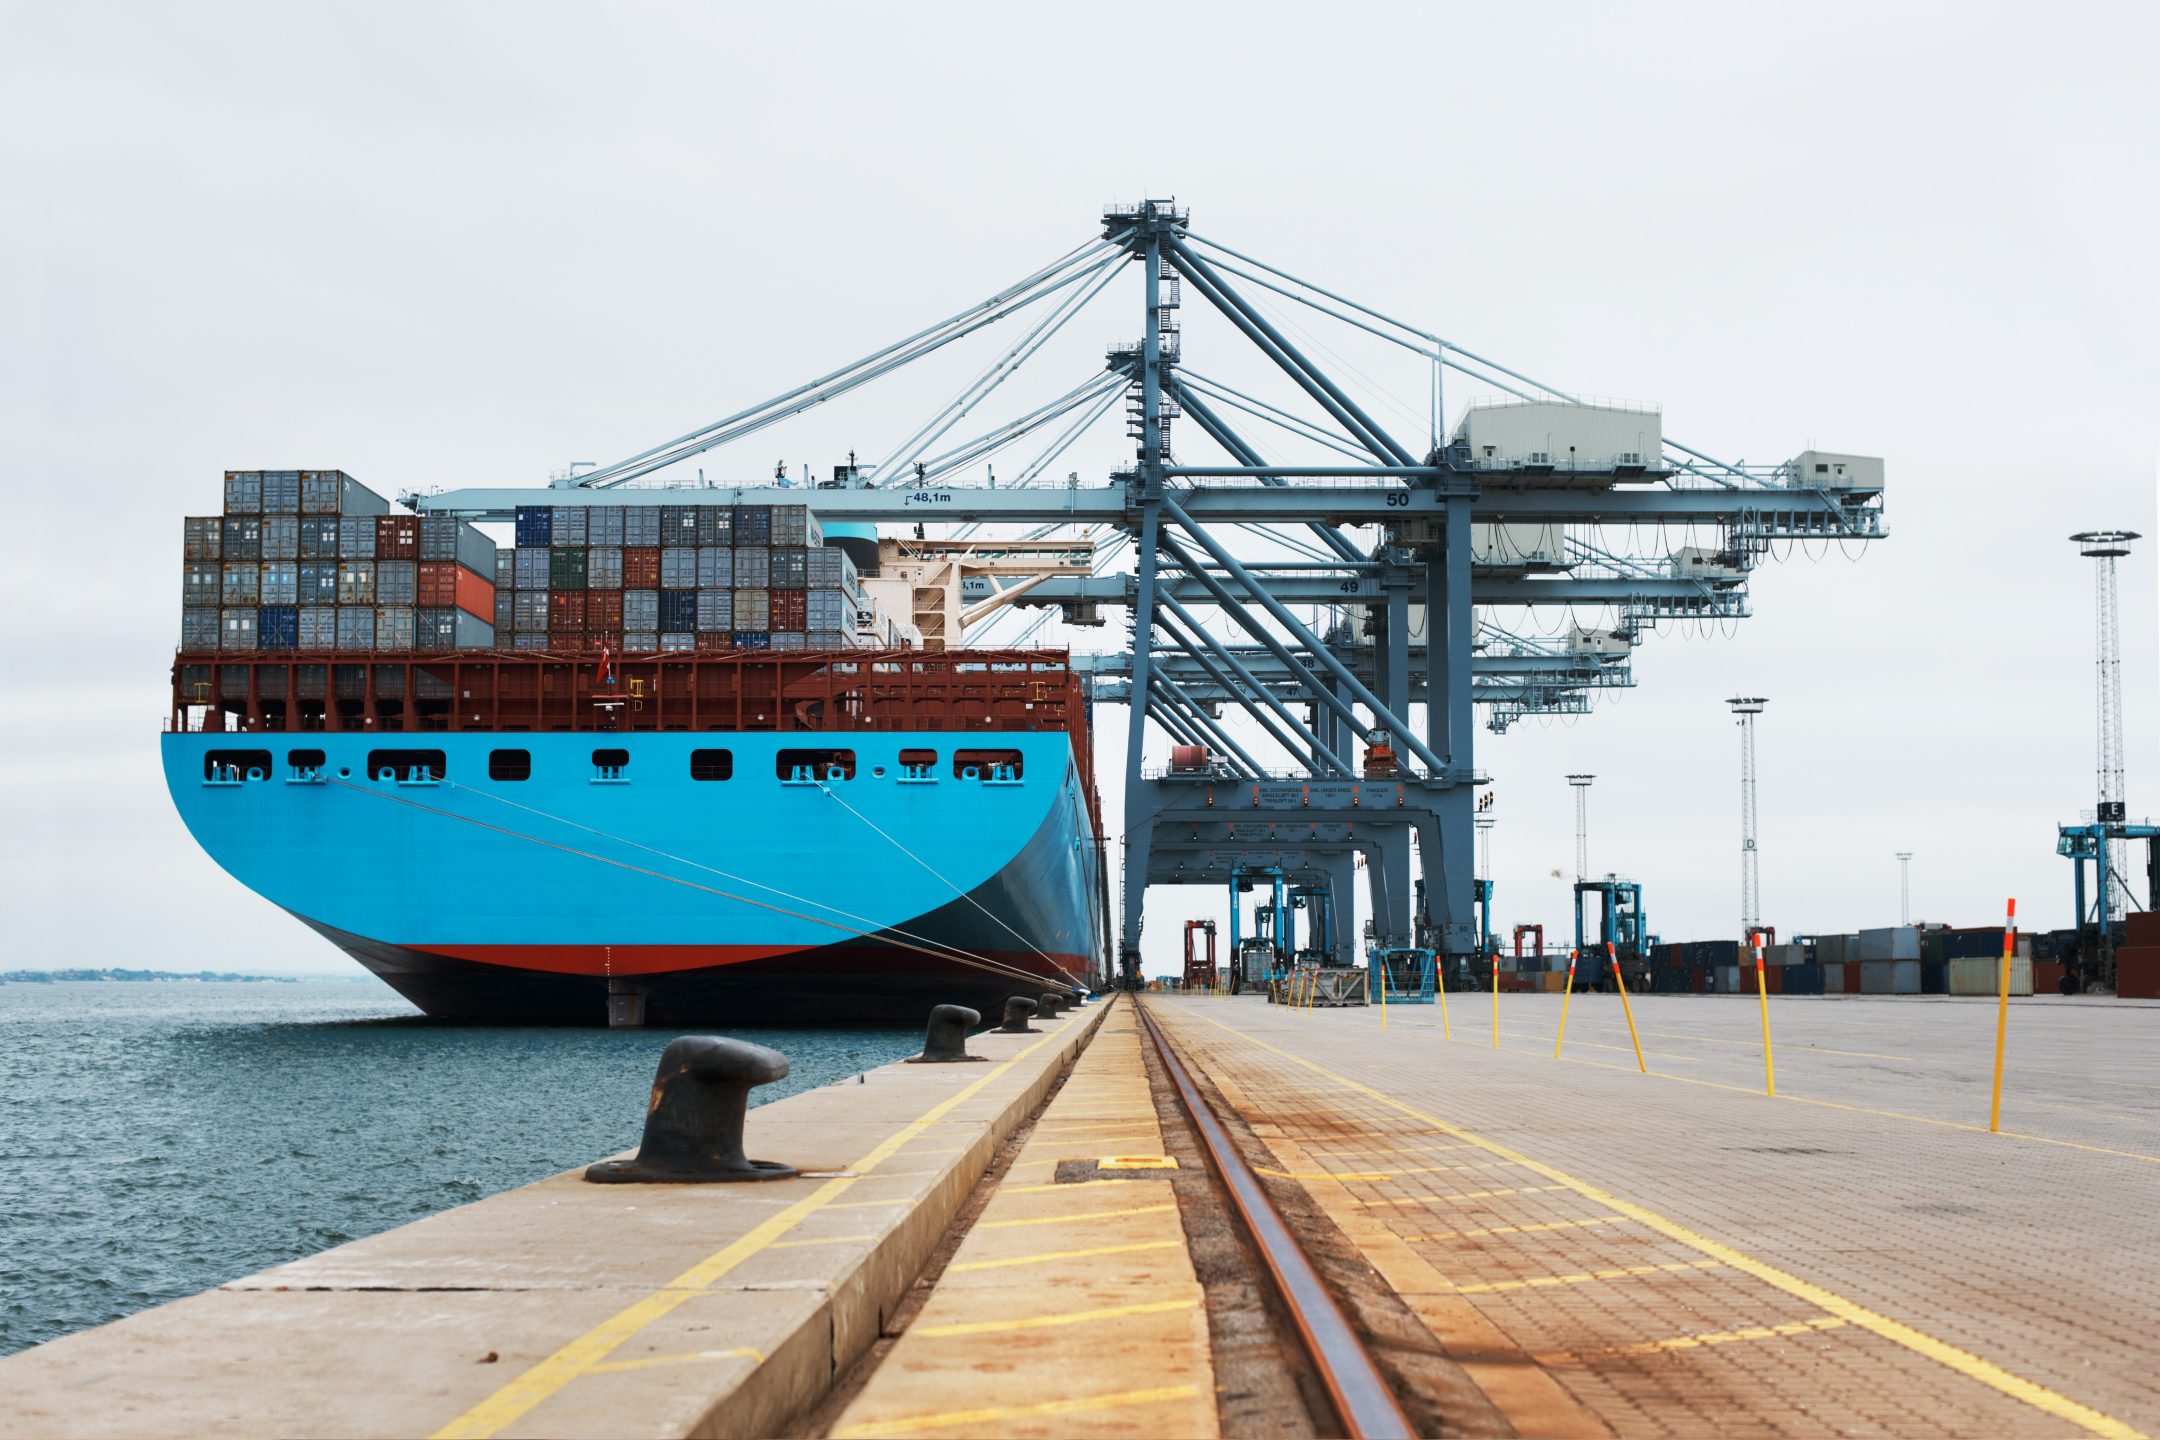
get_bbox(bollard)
[908,1003,985,1064]
[1491,951,1500,1048]
[1037,991,1066,1020]
[1436,955,1452,1040]
[585,1036,797,1184]
[1000,996,1039,1034]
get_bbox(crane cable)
[322,778,1069,992]
[440,780,1073,988]
[812,778,1083,985]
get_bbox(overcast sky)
[4,3,2155,981]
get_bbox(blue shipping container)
[257,605,299,651]
[731,630,771,651]
[515,505,553,547]
[658,589,697,632]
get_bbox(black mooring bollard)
[1037,991,1065,1020]
[585,1036,798,1184]
[908,1003,985,1063]
[1000,996,1039,1033]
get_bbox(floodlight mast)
[2072,530,2140,923]
[1728,697,1767,942]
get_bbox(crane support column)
[1435,493,1478,957]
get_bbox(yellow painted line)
[1450,1260,1724,1294]
[1256,1162,1518,1181]
[946,1239,1183,1273]
[833,1383,1202,1438]
[1555,1051,2160,1166]
[767,1235,876,1250]
[1001,1177,1149,1195]
[1404,1215,1627,1242]
[429,1024,1073,1440]
[582,1346,763,1375]
[978,1203,1178,1228]
[1539,1316,1850,1364]
[1294,1141,1472,1159]
[911,1295,1198,1339]
[1354,1183,1573,1209]
[1182,1011,2149,1440]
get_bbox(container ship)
[164,470,1107,1025]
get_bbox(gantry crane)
[413,199,1887,992]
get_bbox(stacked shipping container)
[181,471,496,654]
[498,501,885,654]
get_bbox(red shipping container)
[586,591,623,631]
[2118,946,2160,1000]
[1844,961,1861,993]
[454,566,494,621]
[771,589,807,631]
[417,561,458,607]
[584,629,622,655]
[623,547,661,589]
[695,631,734,652]
[549,590,586,634]
[2035,961,2066,995]
[1763,964,1784,995]
[376,515,419,559]
[2125,910,2160,949]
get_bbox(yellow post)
[1490,949,1501,1048]
[1752,930,1776,1096]
[1611,942,1646,1073]
[1304,968,1318,1013]
[1991,897,2016,1132]
[1436,953,1452,1040]
[1555,949,1577,1058]
[1376,952,1388,1031]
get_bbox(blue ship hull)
[162,730,1105,1024]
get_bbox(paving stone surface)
[832,998,1216,1440]
[1151,991,2160,1438]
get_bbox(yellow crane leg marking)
[833,1384,1202,1438]
[946,1239,1183,1273]
[911,1295,1198,1339]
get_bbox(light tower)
[1567,775,1594,882]
[1896,852,1913,926]
[1727,698,1767,941]
[2072,531,2139,923]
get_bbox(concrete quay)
[8,989,2158,1438]
[0,998,1111,1440]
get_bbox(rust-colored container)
[549,590,586,634]
[1843,961,1861,993]
[2117,946,2160,1000]
[375,514,419,559]
[586,591,623,632]
[771,588,807,631]
[1763,964,1784,995]
[623,547,661,589]
[416,561,457,607]
[2035,961,2065,994]
[695,630,734,652]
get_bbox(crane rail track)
[1136,998,1417,1440]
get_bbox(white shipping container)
[1948,957,2034,997]
[1857,927,1920,961]
[220,608,258,651]
[298,606,337,648]
[181,606,220,649]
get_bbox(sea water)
[0,980,919,1356]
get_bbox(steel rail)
[1135,1000,1415,1440]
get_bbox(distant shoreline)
[0,970,355,985]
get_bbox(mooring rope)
[322,778,1061,991]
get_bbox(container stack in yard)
[2114,911,2160,999]
[182,480,909,659]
